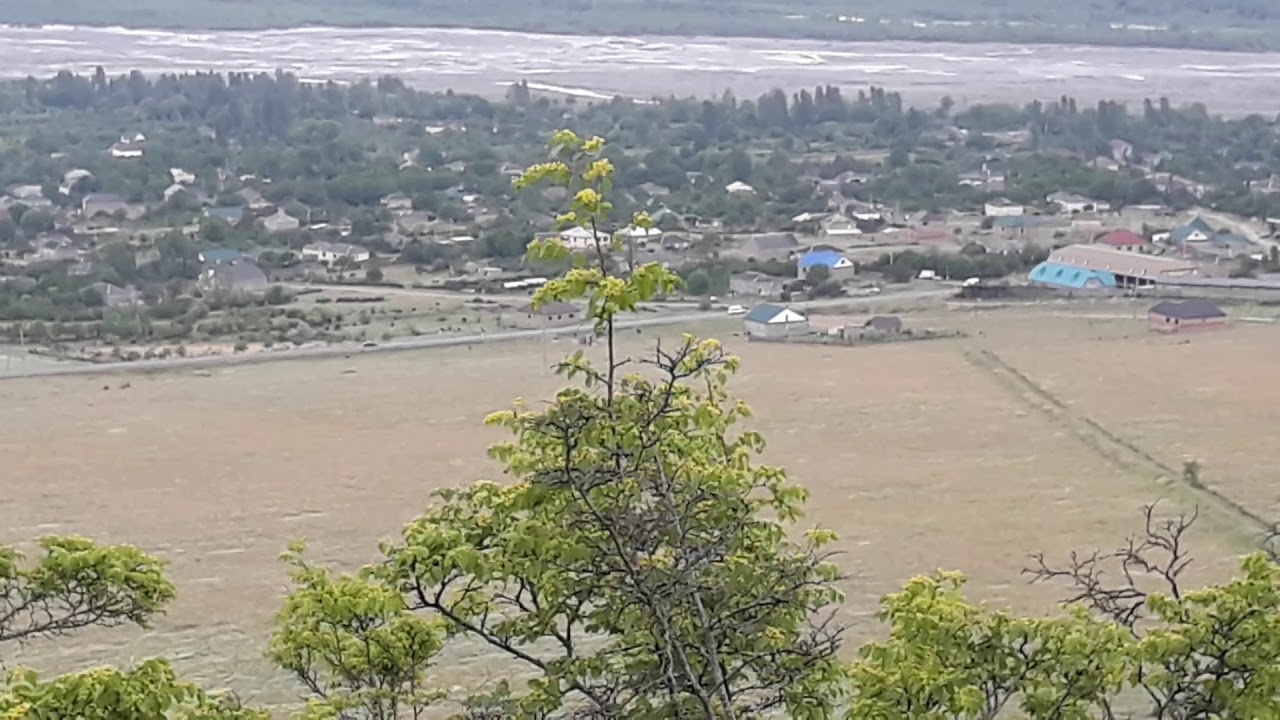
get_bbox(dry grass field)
[0,304,1265,714]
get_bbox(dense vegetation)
[5,0,1280,50]
[14,133,1280,719]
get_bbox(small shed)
[743,304,808,339]
[1148,300,1227,332]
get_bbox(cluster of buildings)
[1028,215,1264,293]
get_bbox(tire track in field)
[963,347,1273,536]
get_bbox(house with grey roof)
[514,301,581,328]
[743,304,808,339]
[260,208,301,235]
[732,233,798,261]
[82,193,128,218]
[199,262,269,296]
[729,271,785,299]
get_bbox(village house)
[1148,300,1227,332]
[558,226,596,250]
[169,168,197,185]
[732,232,798,261]
[725,181,756,195]
[396,212,439,235]
[62,168,93,188]
[301,241,371,265]
[1093,229,1148,252]
[236,188,270,210]
[743,304,808,339]
[515,300,581,328]
[621,225,663,245]
[638,182,671,197]
[797,248,856,280]
[163,183,192,203]
[199,262,269,296]
[31,233,84,262]
[984,198,1024,217]
[91,282,144,308]
[81,193,128,218]
[1109,139,1134,165]
[1168,216,1215,245]
[260,208,301,235]
[109,141,144,159]
[729,271,785,299]
[7,184,44,201]
[820,215,862,238]
[791,211,827,225]
[1088,156,1121,172]
[380,192,415,215]
[1034,244,1199,289]
[1048,192,1109,214]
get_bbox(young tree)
[0,535,263,718]
[267,542,447,720]
[1029,498,1280,719]
[363,130,848,718]
[848,573,1130,719]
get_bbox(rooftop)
[1149,300,1226,320]
[1095,229,1147,246]
[1048,245,1199,277]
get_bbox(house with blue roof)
[796,248,855,280]
[1028,261,1117,290]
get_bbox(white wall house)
[743,304,809,339]
[301,241,371,264]
[984,199,1025,217]
[559,226,597,250]
[1048,192,1110,214]
[725,181,756,195]
[109,142,144,159]
[821,216,862,237]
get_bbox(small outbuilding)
[1148,300,1227,332]
[743,303,808,339]
[516,301,581,327]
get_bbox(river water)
[4,24,1280,114]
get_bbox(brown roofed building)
[1093,229,1148,252]
[1148,300,1227,333]
[1048,244,1198,287]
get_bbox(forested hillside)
[3,0,1280,51]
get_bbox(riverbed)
[3,24,1279,113]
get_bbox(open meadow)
[0,302,1268,714]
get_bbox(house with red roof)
[1093,229,1148,253]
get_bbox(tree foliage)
[0,536,263,718]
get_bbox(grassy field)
[0,303,1264,714]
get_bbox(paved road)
[0,290,953,381]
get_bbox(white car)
[726,305,747,315]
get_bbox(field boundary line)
[964,347,1272,536]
